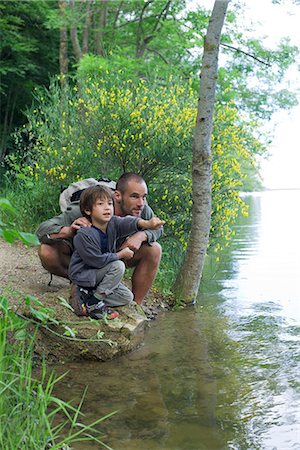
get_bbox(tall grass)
[0,295,115,449]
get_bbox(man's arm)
[36,203,91,243]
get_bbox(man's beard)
[120,199,142,217]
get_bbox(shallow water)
[53,190,300,450]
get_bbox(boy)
[68,185,164,319]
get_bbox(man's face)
[115,180,148,217]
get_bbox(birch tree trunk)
[173,0,230,305]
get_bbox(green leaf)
[0,198,16,214]
[25,295,44,307]
[30,308,51,323]
[63,325,77,338]
[15,328,28,341]
[96,330,104,339]
[58,296,74,311]
[0,295,9,312]
[1,228,19,243]
[19,231,39,246]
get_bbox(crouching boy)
[68,185,164,320]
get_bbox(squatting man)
[37,172,164,316]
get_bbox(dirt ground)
[0,238,170,314]
[0,238,70,301]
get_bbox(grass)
[0,295,115,450]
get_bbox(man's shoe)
[69,283,87,316]
[86,301,119,320]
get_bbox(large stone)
[16,287,149,363]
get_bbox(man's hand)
[119,231,147,252]
[117,247,134,260]
[49,217,91,239]
[70,217,91,233]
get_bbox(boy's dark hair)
[116,172,145,194]
[80,185,113,219]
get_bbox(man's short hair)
[80,185,113,219]
[116,172,145,194]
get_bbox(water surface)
[54,190,300,450]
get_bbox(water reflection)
[53,190,300,450]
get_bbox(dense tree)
[1,0,298,166]
[0,0,58,162]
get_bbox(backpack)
[59,178,116,212]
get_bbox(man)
[37,173,162,311]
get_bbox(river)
[54,189,300,450]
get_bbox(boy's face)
[86,196,114,225]
[115,180,147,217]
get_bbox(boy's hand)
[120,231,147,252]
[117,247,134,260]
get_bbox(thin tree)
[59,0,68,89]
[173,0,230,304]
[94,0,108,56]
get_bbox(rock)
[17,287,149,364]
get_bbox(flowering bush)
[8,69,264,250]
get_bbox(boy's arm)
[74,231,118,268]
[117,206,164,252]
[137,217,165,230]
[122,216,164,252]
[140,204,164,244]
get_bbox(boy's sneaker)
[86,300,119,320]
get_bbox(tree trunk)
[70,0,82,61]
[173,0,230,305]
[0,90,11,161]
[59,0,69,88]
[95,0,107,56]
[82,0,93,54]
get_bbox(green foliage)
[6,71,265,254]
[218,35,299,120]
[65,0,204,78]
[154,237,185,294]
[1,0,298,168]
[6,73,196,226]
[0,294,115,449]
[77,54,142,82]
[0,0,58,159]
[0,197,39,245]
[150,97,264,250]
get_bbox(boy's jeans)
[94,260,134,306]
